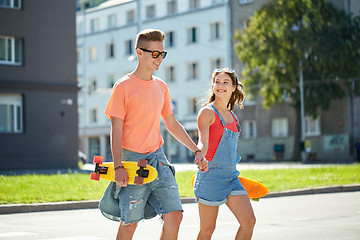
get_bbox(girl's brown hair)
[135,29,165,49]
[205,68,245,110]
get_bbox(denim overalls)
[194,104,247,206]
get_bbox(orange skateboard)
[90,156,158,185]
[192,175,268,200]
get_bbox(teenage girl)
[194,68,256,240]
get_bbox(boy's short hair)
[135,29,165,49]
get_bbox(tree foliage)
[234,0,360,117]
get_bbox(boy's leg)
[116,184,151,239]
[148,164,183,239]
[116,222,138,240]
[160,210,183,240]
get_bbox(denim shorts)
[194,166,247,206]
[116,148,183,224]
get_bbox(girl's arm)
[197,107,215,157]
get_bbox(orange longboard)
[90,156,158,185]
[191,175,268,200]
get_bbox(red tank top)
[205,109,239,161]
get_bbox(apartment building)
[77,0,359,163]
[0,0,78,169]
[77,0,233,162]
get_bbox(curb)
[1,184,360,215]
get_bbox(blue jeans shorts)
[116,148,183,224]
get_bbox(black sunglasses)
[139,48,167,59]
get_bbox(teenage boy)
[104,28,208,240]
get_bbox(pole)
[299,60,306,162]
[137,0,141,33]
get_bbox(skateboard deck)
[90,156,158,185]
[191,175,268,200]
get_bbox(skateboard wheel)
[93,156,103,164]
[134,176,144,185]
[138,159,148,167]
[90,172,100,181]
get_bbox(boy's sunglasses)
[139,48,167,59]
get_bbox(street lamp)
[299,60,306,162]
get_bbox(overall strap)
[209,104,227,127]
[229,110,241,132]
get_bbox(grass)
[1,164,359,204]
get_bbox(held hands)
[115,166,128,187]
[194,150,208,172]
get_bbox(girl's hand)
[194,151,208,172]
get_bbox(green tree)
[234,0,360,160]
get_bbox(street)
[0,192,359,240]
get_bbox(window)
[77,22,83,36]
[0,36,22,65]
[0,0,21,9]
[305,116,321,136]
[211,58,223,70]
[167,0,177,15]
[212,0,224,4]
[106,42,115,59]
[189,0,199,9]
[187,27,198,44]
[89,108,97,123]
[166,31,175,48]
[89,77,97,93]
[210,22,222,40]
[242,120,257,139]
[272,118,288,138]
[146,5,155,19]
[90,18,99,32]
[166,66,176,82]
[89,137,100,159]
[107,14,117,29]
[0,93,23,133]
[188,98,198,115]
[126,10,135,23]
[89,46,97,62]
[125,40,133,55]
[77,47,81,63]
[107,74,116,88]
[239,0,253,5]
[188,62,198,80]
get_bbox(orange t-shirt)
[105,73,173,154]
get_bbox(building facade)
[77,0,359,163]
[0,0,78,169]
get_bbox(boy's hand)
[194,151,208,172]
[115,168,128,187]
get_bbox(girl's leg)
[116,222,138,240]
[197,203,219,240]
[160,210,183,240]
[226,195,256,240]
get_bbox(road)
[1,192,359,240]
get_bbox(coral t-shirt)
[105,73,173,154]
[205,109,239,161]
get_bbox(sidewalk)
[1,162,360,214]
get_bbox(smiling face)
[212,72,236,100]
[137,40,164,72]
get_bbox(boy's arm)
[110,117,128,186]
[163,114,208,171]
